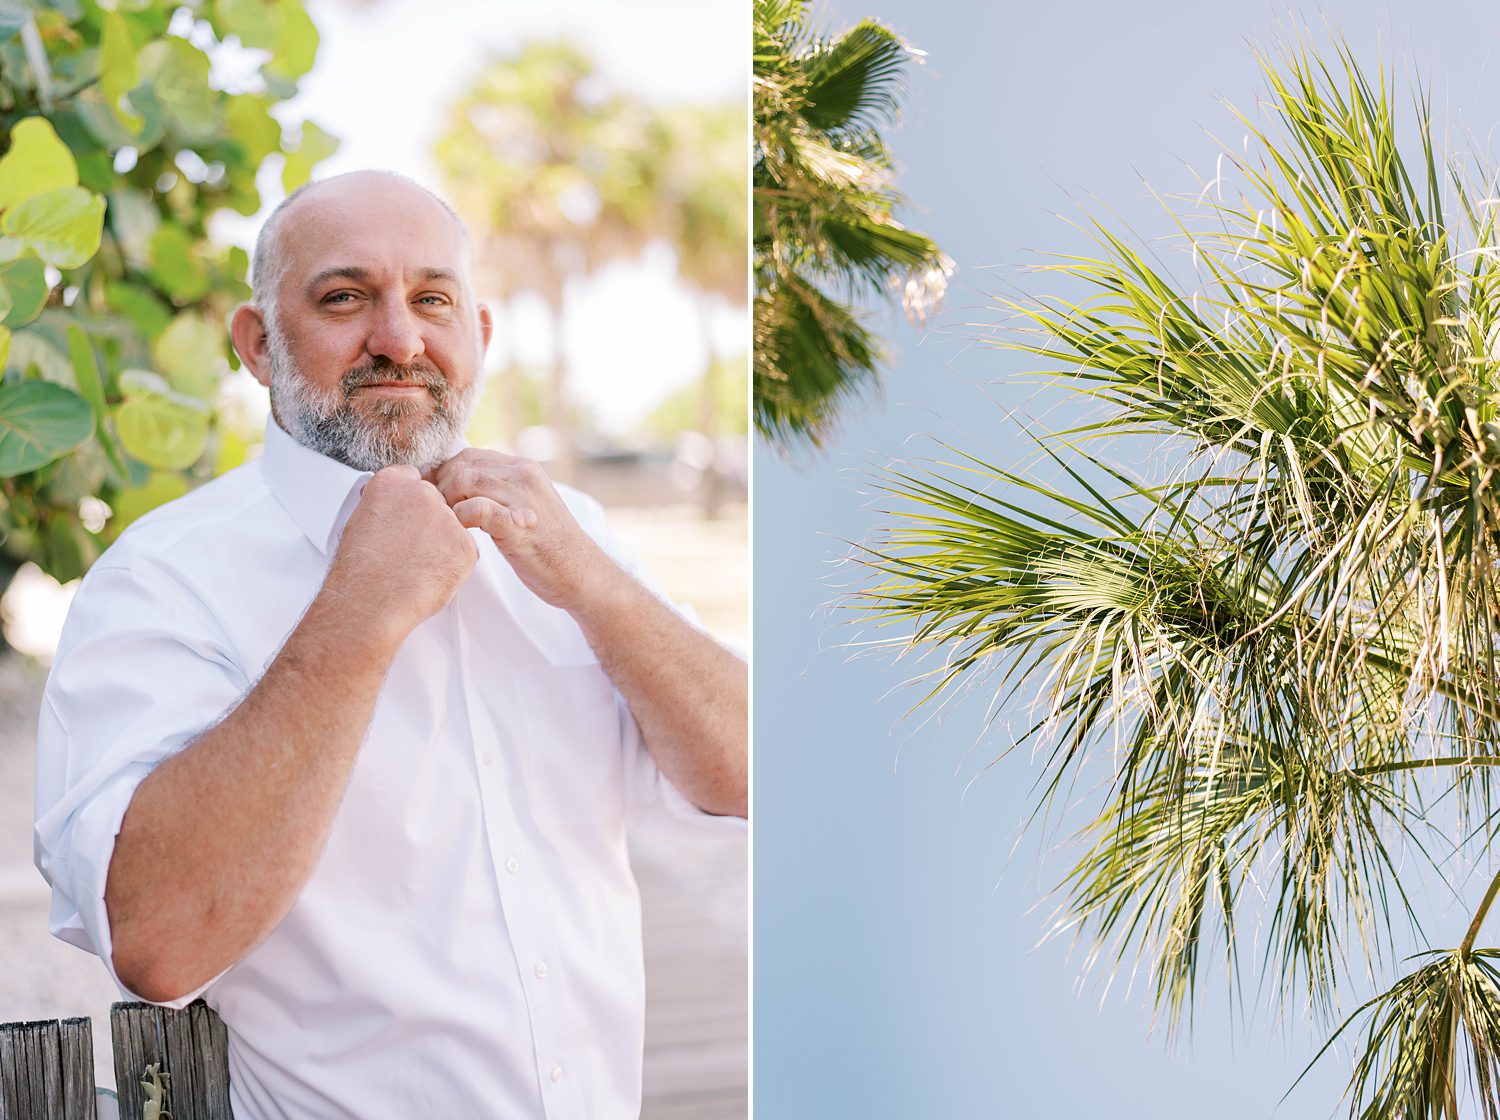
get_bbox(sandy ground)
[0,502,747,1111]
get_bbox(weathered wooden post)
[0,1017,95,1120]
[111,1001,232,1120]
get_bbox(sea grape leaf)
[0,379,93,477]
[0,117,78,213]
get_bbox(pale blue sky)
[754,2,1500,1117]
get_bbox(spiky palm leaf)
[852,38,1500,1116]
[753,0,951,449]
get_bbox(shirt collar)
[260,416,371,557]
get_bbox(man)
[33,170,748,1118]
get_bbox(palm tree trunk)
[548,307,575,486]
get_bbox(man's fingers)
[376,464,422,481]
[429,454,551,504]
[453,495,539,538]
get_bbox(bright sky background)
[215,0,747,437]
[755,2,1500,1117]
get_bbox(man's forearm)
[573,563,748,818]
[105,587,402,1003]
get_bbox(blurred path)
[0,653,120,1090]
[0,503,747,1114]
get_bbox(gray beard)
[266,323,480,473]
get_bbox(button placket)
[453,564,584,1118]
[452,588,565,1112]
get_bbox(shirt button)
[505,856,519,873]
[534,962,548,979]
[550,1066,563,1084]
[482,752,494,767]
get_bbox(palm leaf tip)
[1306,948,1500,1120]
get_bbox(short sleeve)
[34,561,249,1007]
[620,701,748,839]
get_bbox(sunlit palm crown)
[436,42,670,306]
[856,43,1500,1118]
[753,0,950,449]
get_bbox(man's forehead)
[275,175,471,283]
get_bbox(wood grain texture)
[635,832,748,1120]
[0,1017,95,1120]
[111,1001,232,1120]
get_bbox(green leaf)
[282,120,339,192]
[0,256,48,327]
[0,274,12,324]
[75,85,166,151]
[215,0,278,50]
[66,323,105,418]
[139,37,219,141]
[74,151,115,195]
[104,279,172,339]
[151,312,224,399]
[1,187,105,270]
[64,323,128,482]
[269,0,318,81]
[0,322,9,371]
[43,442,107,505]
[7,328,71,384]
[99,10,142,128]
[214,422,252,473]
[0,117,79,213]
[107,187,160,270]
[0,379,94,477]
[115,369,211,470]
[225,93,282,165]
[41,515,95,583]
[146,223,210,302]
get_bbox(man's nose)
[365,303,425,365]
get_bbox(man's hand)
[427,450,613,611]
[107,464,483,1002]
[428,448,747,818]
[328,465,479,641]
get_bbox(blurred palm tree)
[854,41,1500,1118]
[436,41,669,482]
[658,101,748,515]
[753,0,950,451]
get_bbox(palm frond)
[753,0,949,449]
[1311,947,1500,1120]
[800,19,916,135]
[849,37,1500,1108]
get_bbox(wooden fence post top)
[111,1001,233,1120]
[0,1015,95,1120]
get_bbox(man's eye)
[323,291,356,304]
[416,294,450,306]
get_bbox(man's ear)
[478,302,494,352]
[231,303,273,388]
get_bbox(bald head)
[250,170,473,327]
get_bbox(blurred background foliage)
[0,0,335,630]
[436,40,747,498]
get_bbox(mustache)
[340,358,448,397]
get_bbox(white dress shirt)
[34,418,740,1119]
